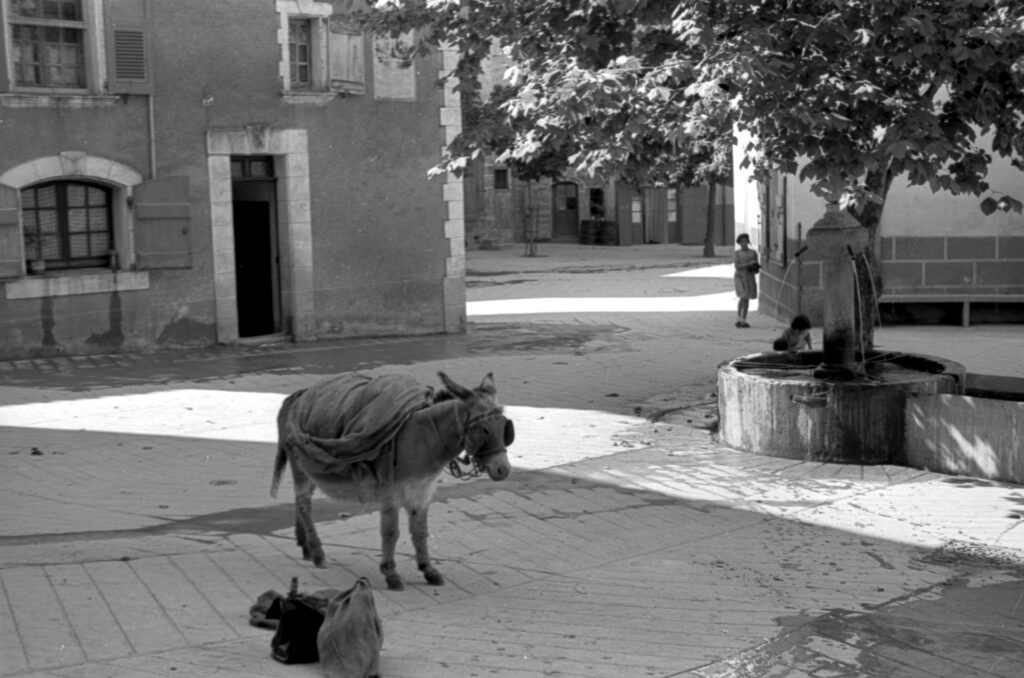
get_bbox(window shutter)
[134,176,191,269]
[0,185,23,278]
[106,0,152,94]
[328,17,366,95]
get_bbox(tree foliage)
[356,0,734,186]
[357,0,1024,215]
[682,0,1024,214]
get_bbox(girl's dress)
[734,249,759,299]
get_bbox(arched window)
[21,181,113,270]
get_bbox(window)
[21,180,112,270]
[667,188,677,223]
[10,0,87,88]
[278,0,365,100]
[231,156,275,179]
[493,168,509,190]
[2,0,149,98]
[554,183,577,211]
[289,18,312,88]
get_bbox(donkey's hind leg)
[290,459,326,567]
[409,501,444,586]
[379,495,405,591]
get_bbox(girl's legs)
[737,298,749,326]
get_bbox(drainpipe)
[805,202,869,379]
[147,94,157,178]
[795,222,805,315]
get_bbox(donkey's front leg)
[409,503,444,586]
[379,498,404,591]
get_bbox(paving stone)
[2,245,1022,677]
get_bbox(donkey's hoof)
[423,570,445,586]
[385,574,404,591]
[311,552,326,568]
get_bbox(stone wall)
[880,235,1024,296]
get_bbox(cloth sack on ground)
[267,578,341,664]
[249,589,285,629]
[317,577,383,678]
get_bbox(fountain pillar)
[805,203,869,379]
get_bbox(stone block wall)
[880,235,1024,296]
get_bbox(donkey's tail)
[271,445,288,498]
[271,389,305,498]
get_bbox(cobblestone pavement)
[1,244,1022,677]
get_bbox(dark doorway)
[231,156,281,338]
[552,182,579,241]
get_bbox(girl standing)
[733,233,759,328]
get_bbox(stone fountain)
[717,204,966,464]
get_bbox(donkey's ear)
[438,372,474,399]
[478,372,496,396]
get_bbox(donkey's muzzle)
[485,455,510,481]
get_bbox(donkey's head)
[439,371,513,481]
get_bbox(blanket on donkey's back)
[280,373,433,487]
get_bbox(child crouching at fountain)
[773,314,813,352]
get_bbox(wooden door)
[551,182,579,241]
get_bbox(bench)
[878,294,1024,327]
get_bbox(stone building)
[463,160,735,249]
[0,0,463,360]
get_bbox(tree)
[358,0,1024,344]
[357,0,734,254]
[677,0,1024,347]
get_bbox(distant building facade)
[463,45,734,250]
[464,157,735,250]
[0,0,463,360]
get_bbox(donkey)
[272,372,513,591]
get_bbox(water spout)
[779,245,809,315]
[858,251,882,330]
[850,255,866,363]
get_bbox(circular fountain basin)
[718,351,965,464]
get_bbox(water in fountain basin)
[733,351,954,385]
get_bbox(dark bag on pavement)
[317,577,384,678]
[268,578,341,664]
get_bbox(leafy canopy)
[357,0,1024,213]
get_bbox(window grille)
[22,181,113,270]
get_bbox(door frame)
[206,127,316,344]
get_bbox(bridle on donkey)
[445,409,515,480]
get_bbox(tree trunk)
[703,179,717,257]
[851,167,895,352]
